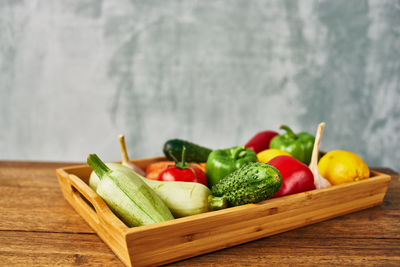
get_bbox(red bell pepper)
[267,155,315,197]
[158,146,208,186]
[245,130,279,153]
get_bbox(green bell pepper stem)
[280,125,296,140]
[232,146,245,160]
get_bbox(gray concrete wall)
[0,0,399,171]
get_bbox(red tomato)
[158,164,208,186]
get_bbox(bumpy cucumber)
[163,139,212,163]
[211,162,282,206]
[90,163,226,218]
[87,155,174,227]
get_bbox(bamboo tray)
[56,156,391,267]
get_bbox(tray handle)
[59,168,127,232]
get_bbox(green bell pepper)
[206,146,257,187]
[269,125,315,165]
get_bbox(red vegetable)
[245,130,279,153]
[267,155,315,197]
[158,146,208,186]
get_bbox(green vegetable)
[90,163,227,218]
[163,139,212,163]
[206,146,257,187]
[211,162,282,206]
[269,125,315,165]
[87,154,174,227]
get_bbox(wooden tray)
[56,156,391,267]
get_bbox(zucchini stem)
[208,195,227,211]
[87,154,111,180]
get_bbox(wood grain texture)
[0,161,399,266]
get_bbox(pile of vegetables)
[87,122,370,228]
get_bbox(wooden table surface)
[0,161,399,266]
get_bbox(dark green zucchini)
[163,139,212,163]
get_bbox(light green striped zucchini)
[87,154,174,227]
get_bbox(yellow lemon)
[318,150,370,185]
[257,148,292,163]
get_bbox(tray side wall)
[56,169,132,267]
[125,174,391,266]
[56,160,391,267]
